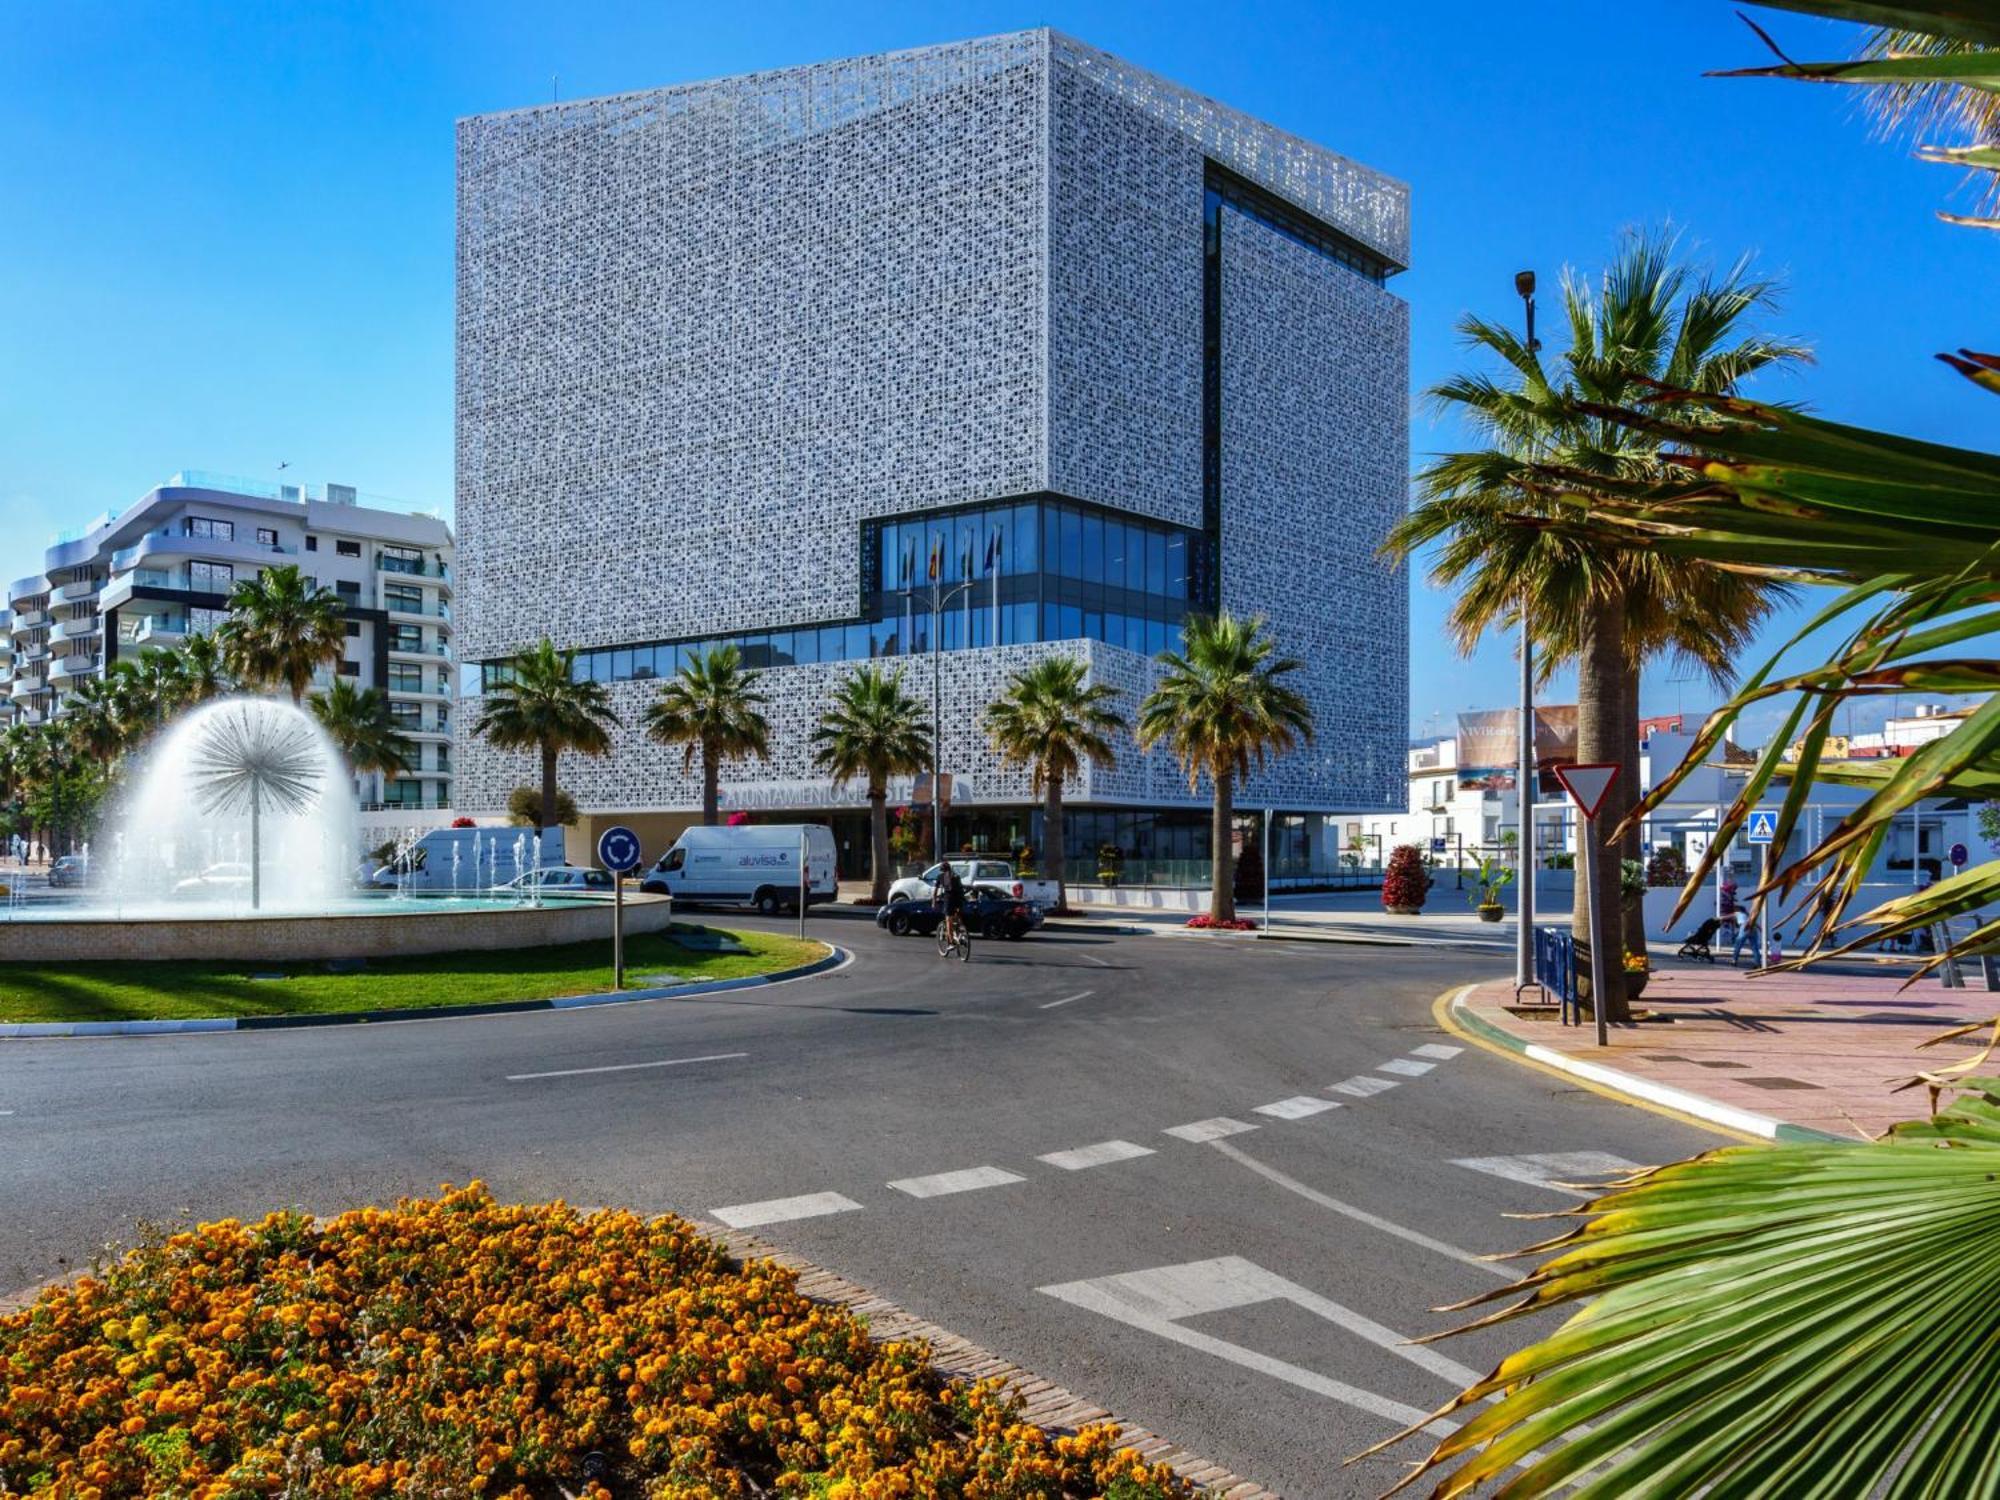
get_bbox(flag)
[899,545,913,588]
[983,529,1001,574]
[927,534,941,581]
[961,539,973,580]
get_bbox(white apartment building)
[4,471,456,814]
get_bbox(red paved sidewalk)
[1456,956,1998,1141]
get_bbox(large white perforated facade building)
[455,29,1409,877]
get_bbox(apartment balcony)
[12,608,47,631]
[376,557,451,581]
[131,618,188,647]
[110,530,298,574]
[396,723,453,742]
[10,672,44,698]
[383,601,453,624]
[55,578,98,602]
[51,615,101,644]
[16,705,45,726]
[386,682,453,703]
[21,642,49,663]
[51,655,101,680]
[387,642,450,662]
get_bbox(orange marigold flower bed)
[0,1184,1196,1499]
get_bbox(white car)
[173,862,253,895]
[886,859,1060,911]
[497,867,616,893]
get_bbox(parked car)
[876,889,1038,941]
[639,824,837,913]
[47,854,90,888]
[497,867,615,893]
[886,859,1060,909]
[173,862,252,895]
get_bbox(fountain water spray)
[185,702,330,911]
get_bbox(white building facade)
[4,472,456,813]
[453,30,1411,875]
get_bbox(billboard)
[1456,706,1578,794]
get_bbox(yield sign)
[1553,762,1620,821]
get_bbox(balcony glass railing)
[377,557,450,578]
[383,599,452,619]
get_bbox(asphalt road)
[0,914,1721,1497]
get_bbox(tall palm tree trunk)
[1574,594,1631,1023]
[701,739,720,827]
[1211,767,1236,923]
[868,779,890,905]
[539,742,559,842]
[1044,776,1066,914]
[1619,658,1649,968]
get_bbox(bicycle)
[935,907,971,962]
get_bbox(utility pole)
[1515,269,1540,998]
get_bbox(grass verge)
[0,926,826,1024]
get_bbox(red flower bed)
[1185,914,1258,931]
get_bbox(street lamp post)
[1515,269,1541,999]
[903,572,979,864]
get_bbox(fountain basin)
[0,893,677,965]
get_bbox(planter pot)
[1385,904,1423,916]
[1476,904,1505,923]
[1624,970,1651,1001]
[1097,872,1120,886]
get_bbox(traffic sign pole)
[797,826,807,941]
[595,825,645,991]
[1553,763,1621,1048]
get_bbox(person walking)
[1731,906,1762,967]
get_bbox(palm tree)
[309,677,414,797]
[983,655,1123,911]
[216,564,348,704]
[1384,229,1808,1015]
[642,644,771,826]
[811,665,932,904]
[59,675,129,765]
[174,633,231,706]
[1136,612,1312,924]
[109,648,188,737]
[472,637,619,838]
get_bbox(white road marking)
[1254,1095,1343,1120]
[1452,1151,1644,1197]
[888,1165,1025,1199]
[1208,1139,1512,1279]
[1410,1043,1464,1060]
[1039,990,1094,1009]
[710,1192,862,1229]
[1038,1139,1155,1171]
[1376,1058,1435,1077]
[1039,1255,1478,1434]
[505,1051,748,1082]
[1078,953,1113,968]
[1163,1117,1258,1143]
[1329,1076,1399,1099]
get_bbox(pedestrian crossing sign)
[1746,809,1779,844]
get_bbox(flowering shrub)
[1381,844,1429,911]
[450,816,478,829]
[0,1185,1194,1499]
[1185,914,1256,931]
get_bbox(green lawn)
[0,926,828,1024]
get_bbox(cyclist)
[935,861,969,953]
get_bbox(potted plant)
[1382,843,1429,915]
[1623,951,1652,1000]
[1467,855,1513,922]
[1096,843,1124,886]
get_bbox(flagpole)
[990,528,1000,646]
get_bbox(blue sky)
[2,0,1989,743]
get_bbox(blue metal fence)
[1535,926,1582,1026]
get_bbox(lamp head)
[1514,269,1537,300]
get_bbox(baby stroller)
[1677,916,1723,963]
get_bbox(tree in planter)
[983,655,1123,914]
[473,639,619,840]
[1137,612,1312,924]
[1096,843,1125,885]
[642,643,771,827]
[812,665,931,905]
[506,785,580,829]
[1382,844,1429,914]
[1468,854,1514,919]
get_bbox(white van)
[639,824,838,913]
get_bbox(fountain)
[0,696,676,965]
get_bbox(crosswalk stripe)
[711,1192,862,1229]
[1329,1076,1398,1098]
[888,1165,1025,1199]
[1377,1058,1435,1077]
[1410,1043,1463,1060]
[1164,1117,1257,1143]
[1038,1139,1156,1171]
[1451,1152,1644,1196]
[1254,1096,1343,1121]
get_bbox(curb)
[1440,982,1852,1147]
[1255,928,1510,951]
[0,946,849,1039]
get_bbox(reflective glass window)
[612,648,633,681]
[1147,531,1167,595]
[844,623,870,659]
[1165,536,1188,599]
[1058,508,1081,578]
[1080,512,1103,581]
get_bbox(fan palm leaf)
[642,644,771,827]
[983,655,1123,908]
[811,665,931,905]
[472,638,619,837]
[215,565,348,705]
